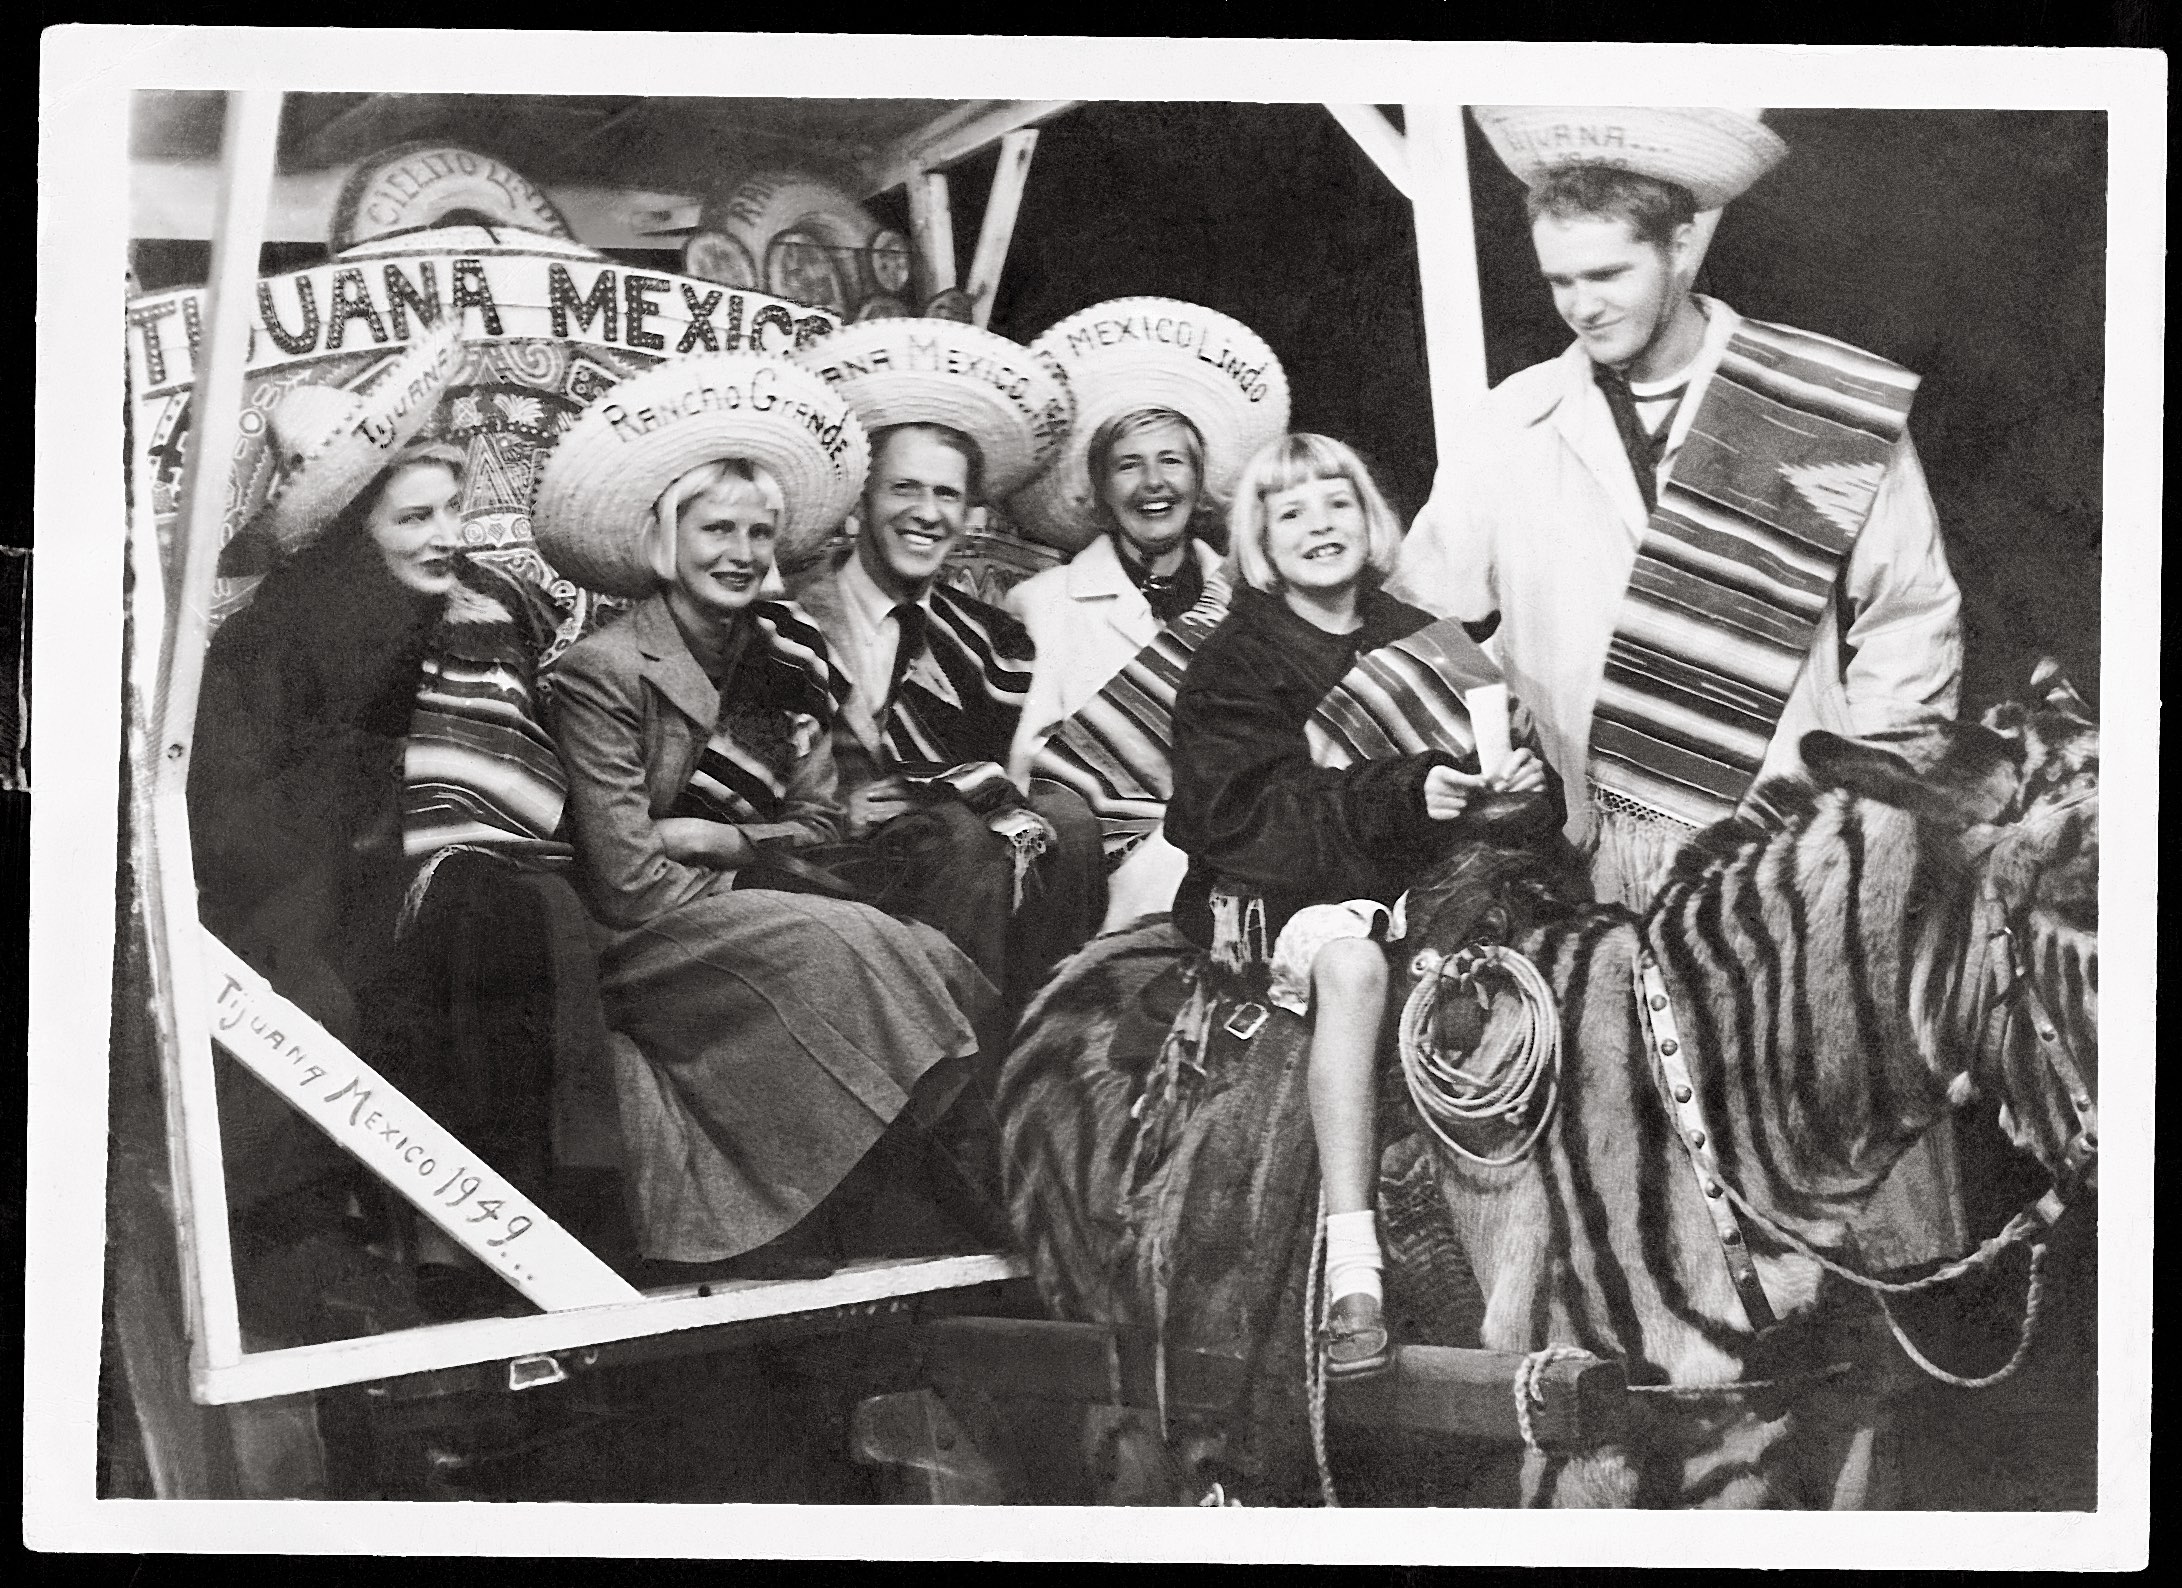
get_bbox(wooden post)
[906,170,957,307]
[964,129,1037,329]
[1324,104,1413,200]
[141,88,285,1390]
[1401,104,1493,476]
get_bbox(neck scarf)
[1112,534,1205,625]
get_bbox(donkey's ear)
[2029,656,2095,728]
[1800,731,1922,800]
[1801,729,2011,827]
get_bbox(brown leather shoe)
[1323,1292,1393,1380]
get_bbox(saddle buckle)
[1223,1002,1270,1042]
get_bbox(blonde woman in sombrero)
[1002,298,1292,933]
[535,352,1003,1281]
[191,318,576,1321]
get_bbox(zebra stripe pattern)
[1588,318,1920,829]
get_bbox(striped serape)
[879,583,1038,771]
[669,601,851,826]
[401,563,571,866]
[1305,616,1503,771]
[1029,577,1232,864]
[1587,316,1919,830]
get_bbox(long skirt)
[601,887,997,1262]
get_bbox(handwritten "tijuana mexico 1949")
[201,929,638,1311]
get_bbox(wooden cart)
[112,88,1684,1502]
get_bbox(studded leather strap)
[1635,951,1778,1332]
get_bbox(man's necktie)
[1595,364,1672,515]
[883,602,928,722]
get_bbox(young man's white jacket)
[1391,296,1965,857]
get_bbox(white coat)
[1391,297,1964,859]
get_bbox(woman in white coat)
[1005,298,1290,932]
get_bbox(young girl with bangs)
[1165,432,1549,1379]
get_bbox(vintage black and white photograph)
[27,28,2158,1565]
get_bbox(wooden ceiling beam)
[861,99,1078,197]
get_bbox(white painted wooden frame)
[130,93,1492,1411]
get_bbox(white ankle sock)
[1322,1209,1384,1306]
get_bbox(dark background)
[961,103,2108,716]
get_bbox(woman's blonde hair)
[643,458,785,586]
[1225,432,1403,594]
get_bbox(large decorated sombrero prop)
[531,351,870,599]
[1009,297,1290,554]
[790,317,1074,502]
[219,314,468,574]
[1469,106,1787,213]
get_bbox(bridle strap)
[1635,951,1779,1332]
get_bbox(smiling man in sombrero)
[790,318,1107,1016]
[1396,107,1964,918]
[1003,297,1291,933]
[1393,108,1968,1274]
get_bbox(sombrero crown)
[227,315,467,570]
[531,350,869,599]
[790,318,1074,501]
[1471,106,1787,212]
[1010,297,1290,553]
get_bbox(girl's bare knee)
[1313,935,1389,997]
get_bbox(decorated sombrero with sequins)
[1471,106,1788,212]
[1008,298,1290,554]
[221,316,467,573]
[530,351,870,599]
[791,318,1075,502]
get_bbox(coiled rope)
[1398,944,1562,1167]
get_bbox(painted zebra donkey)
[997,663,2096,1507]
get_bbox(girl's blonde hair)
[1225,432,1403,594]
[644,458,785,586]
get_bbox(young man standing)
[1393,109,1969,1277]
[1395,108,1964,917]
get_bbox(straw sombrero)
[530,351,870,598]
[1008,297,1290,554]
[223,315,467,572]
[1470,107,1787,212]
[790,318,1074,502]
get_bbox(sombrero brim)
[530,352,870,599]
[792,318,1075,500]
[223,317,468,573]
[1009,297,1290,554]
[1471,106,1788,213]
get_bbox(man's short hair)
[1524,166,1698,250]
[867,422,986,505]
